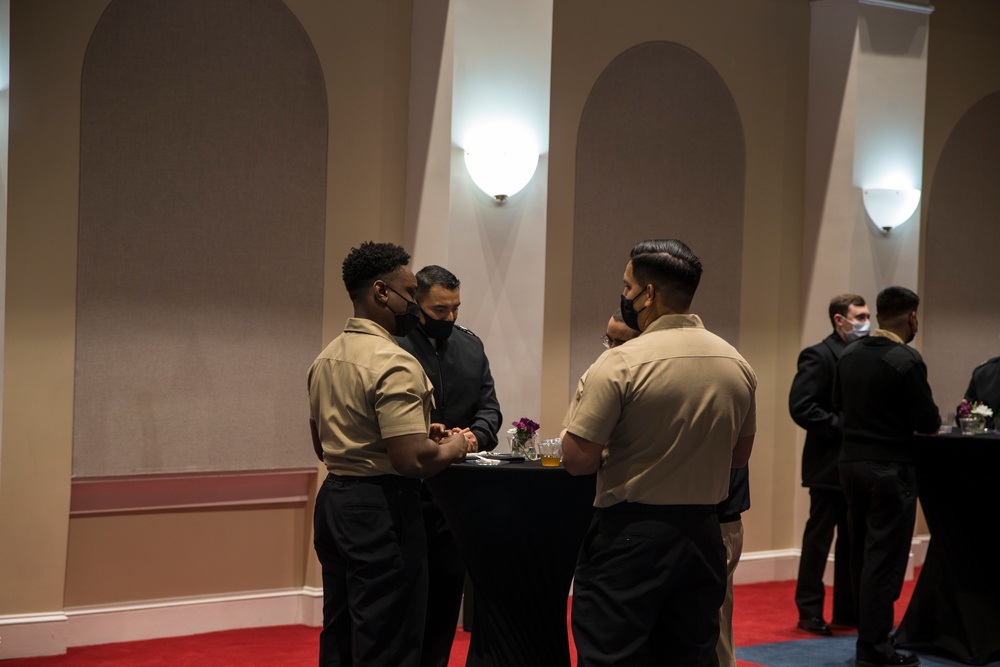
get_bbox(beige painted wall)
[919,0,1000,319]
[919,0,1000,427]
[403,0,554,447]
[921,0,1000,205]
[65,506,310,607]
[2,0,998,637]
[545,0,810,553]
[1,0,107,616]
[0,0,413,615]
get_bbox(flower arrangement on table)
[509,417,540,459]
[958,399,993,419]
[957,399,992,434]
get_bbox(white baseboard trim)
[735,533,929,588]
[0,613,70,660]
[0,588,323,660]
[910,533,930,564]
[0,536,931,660]
[301,585,325,628]
[733,548,801,584]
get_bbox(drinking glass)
[538,438,562,467]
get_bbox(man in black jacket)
[789,294,868,635]
[835,286,940,667]
[963,354,1000,430]
[397,265,503,667]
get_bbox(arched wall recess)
[570,41,746,391]
[922,90,1000,414]
[74,0,327,476]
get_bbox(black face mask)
[386,285,422,336]
[420,310,455,341]
[620,287,648,333]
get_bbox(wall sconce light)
[862,188,921,233]
[463,123,539,202]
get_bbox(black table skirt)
[425,460,596,667]
[896,432,1000,665]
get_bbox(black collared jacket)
[397,325,503,452]
[789,333,846,490]
[964,355,1000,429]
[834,334,941,463]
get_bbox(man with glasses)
[308,242,472,666]
[602,309,635,349]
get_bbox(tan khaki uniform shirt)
[308,317,433,476]
[563,314,757,507]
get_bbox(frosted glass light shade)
[862,188,921,232]
[463,124,539,201]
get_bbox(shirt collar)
[871,328,904,344]
[344,317,397,344]
[642,313,704,334]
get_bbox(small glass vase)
[958,416,985,435]
[507,429,538,460]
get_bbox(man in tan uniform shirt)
[563,239,756,667]
[308,241,471,667]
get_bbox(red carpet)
[4,573,917,666]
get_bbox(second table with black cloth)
[896,431,1000,665]
[425,460,596,667]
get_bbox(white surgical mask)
[844,319,870,342]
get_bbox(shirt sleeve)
[562,352,629,445]
[469,350,503,451]
[740,380,757,439]
[905,359,941,435]
[789,345,840,439]
[374,353,432,438]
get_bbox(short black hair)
[629,239,703,310]
[611,308,624,323]
[342,241,411,301]
[828,293,866,328]
[416,265,460,295]
[876,286,919,320]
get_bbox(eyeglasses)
[602,334,629,349]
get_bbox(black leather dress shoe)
[797,617,832,636]
[856,652,920,666]
[832,617,858,628]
